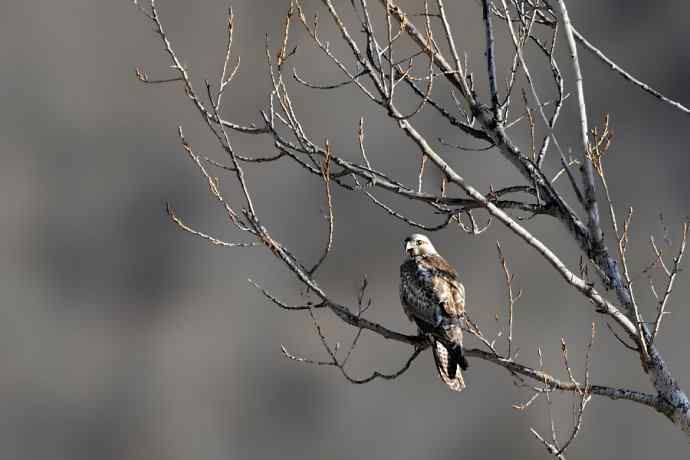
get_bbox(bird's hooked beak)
[405,240,416,257]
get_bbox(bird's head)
[404,233,438,258]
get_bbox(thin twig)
[497,241,521,358]
[308,140,335,275]
[166,203,256,248]
[618,208,648,359]
[651,223,688,343]
[573,27,690,116]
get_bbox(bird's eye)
[416,240,423,246]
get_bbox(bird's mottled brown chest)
[399,255,465,329]
[399,257,444,327]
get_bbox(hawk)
[399,233,468,391]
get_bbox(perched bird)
[400,234,468,391]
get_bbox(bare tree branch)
[573,27,690,116]
[133,0,690,452]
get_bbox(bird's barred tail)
[431,339,466,392]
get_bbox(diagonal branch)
[573,28,690,116]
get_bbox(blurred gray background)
[1,1,689,459]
